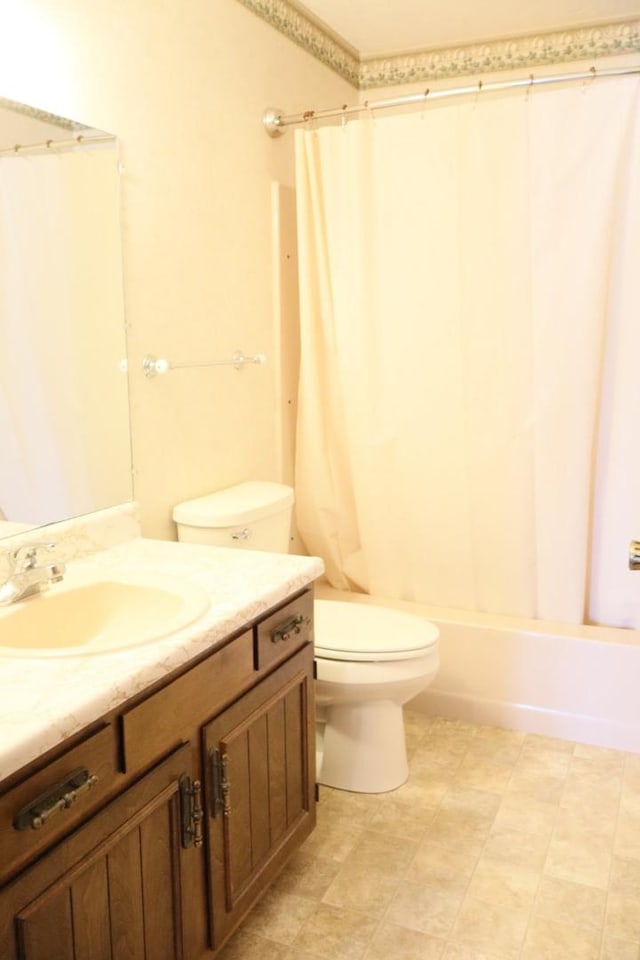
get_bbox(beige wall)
[0,0,352,539]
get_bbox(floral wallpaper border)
[236,0,359,86]
[0,96,81,131]
[235,0,640,90]
[360,19,640,89]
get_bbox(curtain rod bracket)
[263,107,285,138]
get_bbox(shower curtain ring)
[582,65,597,93]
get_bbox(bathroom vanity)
[0,535,322,960]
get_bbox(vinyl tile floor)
[216,712,640,960]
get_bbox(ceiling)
[295,0,640,59]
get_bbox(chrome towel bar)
[143,352,266,377]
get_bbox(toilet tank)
[173,481,294,553]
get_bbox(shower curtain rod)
[0,133,115,157]
[263,64,640,137]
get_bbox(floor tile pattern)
[217,714,640,960]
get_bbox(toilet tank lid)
[173,481,294,527]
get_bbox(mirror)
[0,96,132,539]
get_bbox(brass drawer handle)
[13,767,99,831]
[270,613,311,644]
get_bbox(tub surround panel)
[0,537,323,782]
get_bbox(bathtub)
[315,584,640,754]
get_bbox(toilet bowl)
[314,599,439,792]
[173,481,440,794]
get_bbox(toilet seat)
[313,599,439,662]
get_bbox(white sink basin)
[0,574,210,657]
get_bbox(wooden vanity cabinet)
[0,587,316,960]
[0,744,195,960]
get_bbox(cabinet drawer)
[121,629,254,773]
[255,590,313,672]
[0,723,119,882]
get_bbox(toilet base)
[317,700,408,793]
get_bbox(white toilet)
[173,481,440,794]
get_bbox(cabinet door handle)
[270,613,311,644]
[180,776,204,848]
[13,768,98,831]
[210,750,231,818]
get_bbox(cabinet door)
[204,644,316,950]
[0,743,198,960]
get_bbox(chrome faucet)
[0,542,66,605]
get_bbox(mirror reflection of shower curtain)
[294,77,640,628]
[0,148,128,526]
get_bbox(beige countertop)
[0,537,323,782]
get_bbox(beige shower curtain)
[294,76,640,627]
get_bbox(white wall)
[0,0,353,539]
